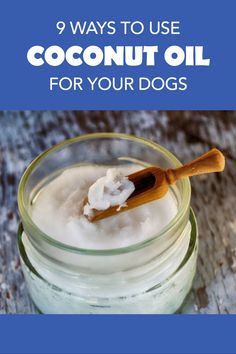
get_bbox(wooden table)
[0,110,235,314]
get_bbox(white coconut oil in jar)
[18,133,198,314]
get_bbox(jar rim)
[17,132,191,256]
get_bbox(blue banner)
[1,315,236,353]
[0,0,235,109]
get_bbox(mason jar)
[17,133,198,314]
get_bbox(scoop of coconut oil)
[83,168,135,218]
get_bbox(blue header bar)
[0,0,235,109]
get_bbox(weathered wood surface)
[0,110,236,314]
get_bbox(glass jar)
[18,133,198,314]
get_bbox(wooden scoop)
[88,148,225,222]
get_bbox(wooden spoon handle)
[165,148,225,184]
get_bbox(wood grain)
[0,110,236,314]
